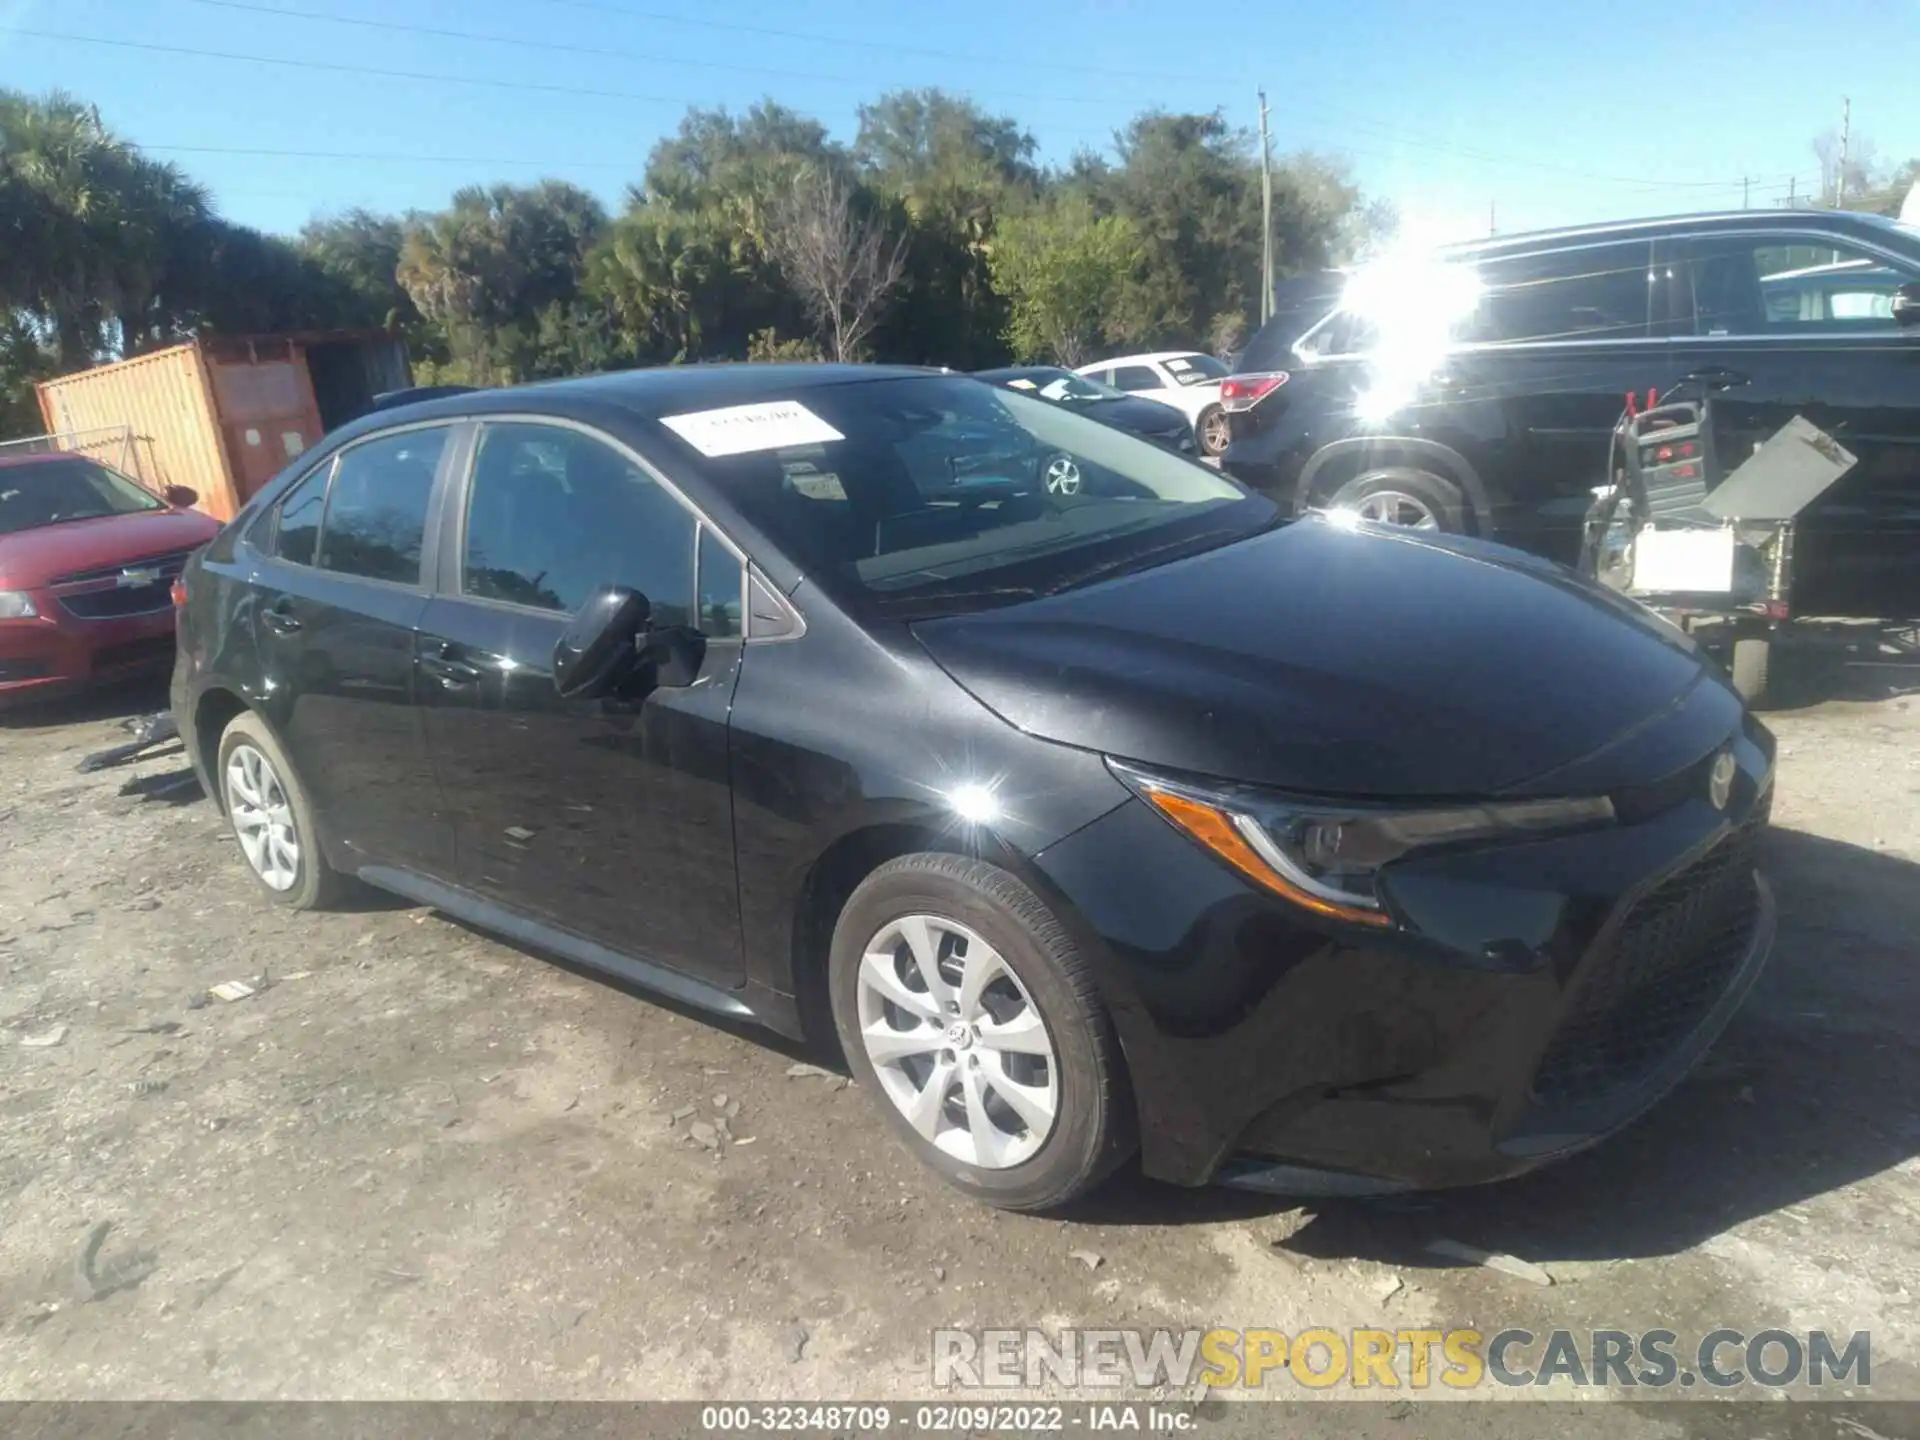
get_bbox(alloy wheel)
[1201,410,1231,455]
[224,743,300,892]
[1348,490,1441,530]
[1044,455,1082,496]
[856,913,1059,1169]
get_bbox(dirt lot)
[2,653,1918,1430]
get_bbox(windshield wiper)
[1035,519,1265,597]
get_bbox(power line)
[168,0,1140,110]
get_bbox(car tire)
[1324,466,1467,533]
[1730,637,1771,706]
[1197,404,1231,457]
[215,710,347,911]
[828,853,1134,1211]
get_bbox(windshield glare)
[670,376,1274,617]
[0,457,165,535]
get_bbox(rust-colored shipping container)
[36,332,411,521]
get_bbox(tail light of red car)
[1219,371,1290,412]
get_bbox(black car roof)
[972,366,1066,382]
[1444,208,1919,260]
[356,362,944,433]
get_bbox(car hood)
[911,518,1718,799]
[1081,396,1189,435]
[0,509,221,588]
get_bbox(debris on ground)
[669,1105,695,1122]
[688,1121,721,1151]
[1069,1249,1103,1271]
[1425,1238,1554,1287]
[74,1222,158,1302]
[20,1024,68,1048]
[785,1322,811,1363]
[712,1093,729,1109]
[932,1265,946,1282]
[784,1062,837,1080]
[1376,1273,1404,1302]
[125,1021,181,1036]
[208,981,256,1003]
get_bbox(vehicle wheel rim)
[1352,490,1441,530]
[856,914,1059,1170]
[1202,411,1230,454]
[224,743,300,892]
[1044,456,1082,495]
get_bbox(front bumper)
[1029,735,1776,1191]
[0,603,178,706]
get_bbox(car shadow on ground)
[1077,828,1920,1263]
[0,674,173,731]
[1754,623,1920,711]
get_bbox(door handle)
[1684,367,1749,390]
[260,600,301,635]
[418,643,484,686]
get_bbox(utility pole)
[1836,96,1851,208]
[1742,175,1750,209]
[1257,90,1273,325]
[1787,175,1796,207]
[1488,199,1496,236]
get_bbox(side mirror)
[162,484,199,509]
[553,585,651,700]
[1894,283,1920,327]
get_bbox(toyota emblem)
[1708,751,1737,811]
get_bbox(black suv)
[1221,209,1920,620]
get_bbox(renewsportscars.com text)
[933,1327,1872,1391]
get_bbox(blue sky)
[1,0,1912,244]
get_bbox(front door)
[1668,228,1920,617]
[244,423,456,875]
[415,419,747,987]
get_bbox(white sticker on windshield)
[1007,378,1038,390]
[659,400,844,457]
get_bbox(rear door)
[244,422,457,874]
[1444,238,1666,563]
[1667,226,1920,617]
[414,418,748,987]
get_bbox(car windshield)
[987,369,1120,404]
[0,457,165,535]
[662,375,1276,619]
[1162,354,1229,385]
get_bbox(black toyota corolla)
[172,364,1775,1211]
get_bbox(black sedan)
[172,364,1775,1211]
[972,365,1197,471]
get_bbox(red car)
[0,453,220,707]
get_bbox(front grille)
[50,548,194,588]
[52,548,192,621]
[1531,812,1766,1108]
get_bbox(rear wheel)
[828,854,1132,1211]
[1197,404,1231,457]
[216,711,346,910]
[1324,466,1467,533]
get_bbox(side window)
[272,461,330,566]
[1466,241,1653,344]
[1086,368,1114,387]
[462,422,694,626]
[696,526,744,640]
[1685,235,1919,334]
[1111,365,1162,392]
[316,427,447,585]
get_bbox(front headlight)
[1109,759,1614,927]
[0,590,38,619]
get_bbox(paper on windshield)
[660,400,845,457]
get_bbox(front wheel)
[828,854,1133,1211]
[1197,404,1231,457]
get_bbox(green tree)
[398,181,608,382]
[857,88,1035,368]
[989,196,1143,365]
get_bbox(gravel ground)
[1,655,1917,1431]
